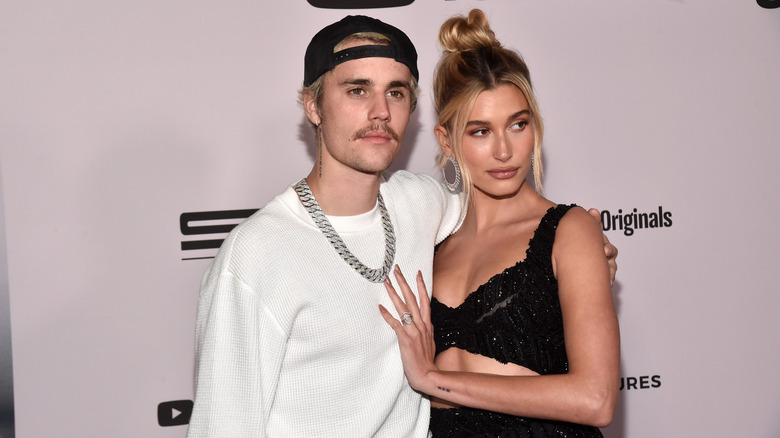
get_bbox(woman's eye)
[471,129,489,136]
[512,120,528,130]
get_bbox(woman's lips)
[487,167,519,179]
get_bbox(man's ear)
[302,91,321,126]
[434,125,453,156]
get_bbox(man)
[187,15,616,437]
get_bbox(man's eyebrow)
[388,80,411,90]
[340,78,372,87]
[338,78,410,89]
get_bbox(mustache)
[350,124,400,142]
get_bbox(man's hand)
[588,208,618,285]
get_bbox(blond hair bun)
[438,9,499,53]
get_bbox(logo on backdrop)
[158,400,194,427]
[307,0,414,8]
[306,0,779,10]
[180,209,258,260]
[600,206,673,236]
[620,375,662,391]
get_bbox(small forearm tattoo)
[437,386,451,393]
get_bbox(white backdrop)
[1,1,779,437]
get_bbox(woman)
[379,9,620,437]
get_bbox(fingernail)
[394,264,401,274]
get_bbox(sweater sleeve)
[434,179,464,244]
[187,267,287,438]
[411,173,464,244]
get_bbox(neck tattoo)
[293,178,396,283]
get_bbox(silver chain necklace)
[293,179,396,283]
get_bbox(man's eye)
[348,88,365,96]
[387,90,404,98]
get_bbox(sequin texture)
[430,204,603,437]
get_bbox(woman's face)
[460,84,535,199]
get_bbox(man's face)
[309,44,413,178]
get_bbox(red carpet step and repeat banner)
[1,1,779,437]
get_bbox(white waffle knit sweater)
[187,171,462,437]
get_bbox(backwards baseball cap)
[303,15,419,87]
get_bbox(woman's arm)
[587,207,619,284]
[380,207,620,427]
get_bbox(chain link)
[294,179,396,283]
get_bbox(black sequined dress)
[429,204,603,438]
